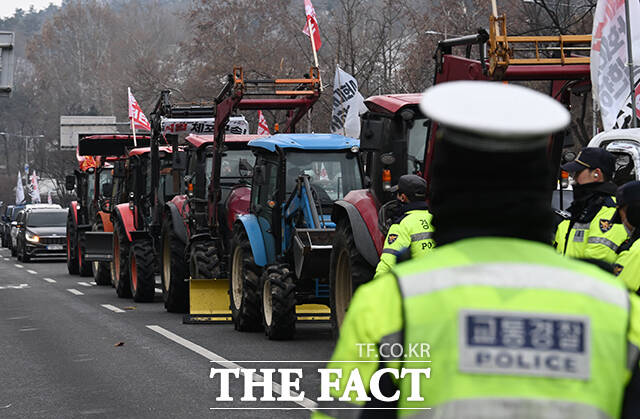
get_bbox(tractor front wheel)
[161,216,188,313]
[66,212,79,275]
[129,240,155,302]
[91,222,111,285]
[261,264,296,340]
[229,226,261,332]
[329,219,375,337]
[111,218,131,298]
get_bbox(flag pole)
[307,17,323,92]
[624,0,638,127]
[131,118,138,147]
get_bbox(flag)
[302,0,322,51]
[257,111,270,135]
[47,190,52,204]
[591,0,640,130]
[15,171,24,204]
[319,163,329,181]
[30,171,40,203]
[76,146,97,171]
[128,87,151,132]
[330,66,367,138]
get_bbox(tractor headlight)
[350,145,359,153]
[25,231,40,243]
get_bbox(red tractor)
[66,134,150,283]
[329,19,592,332]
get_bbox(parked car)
[16,208,68,262]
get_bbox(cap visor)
[561,160,588,173]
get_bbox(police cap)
[390,174,427,200]
[561,147,616,179]
[419,81,570,151]
[616,181,640,207]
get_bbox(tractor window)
[251,156,278,219]
[87,172,96,201]
[613,152,636,186]
[220,149,255,184]
[285,151,362,202]
[407,118,428,175]
[99,169,113,197]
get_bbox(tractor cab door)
[605,141,640,185]
[250,153,279,255]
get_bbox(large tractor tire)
[189,241,220,279]
[11,242,17,258]
[228,226,261,332]
[111,218,131,298]
[78,231,93,277]
[66,212,80,275]
[129,240,155,302]
[261,264,296,340]
[91,222,111,285]
[20,240,30,263]
[161,216,188,313]
[329,219,375,337]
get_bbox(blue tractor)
[229,133,364,339]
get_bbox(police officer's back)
[613,181,640,291]
[374,174,434,278]
[555,148,628,265]
[313,82,640,419]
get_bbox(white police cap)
[420,81,570,150]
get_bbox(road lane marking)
[19,328,38,332]
[101,304,125,313]
[67,289,84,296]
[0,284,29,289]
[14,264,23,268]
[155,288,162,293]
[43,278,56,283]
[89,281,97,286]
[78,282,92,287]
[3,258,9,261]
[146,325,316,410]
[26,269,37,274]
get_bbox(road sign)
[0,32,15,97]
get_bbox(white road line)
[146,325,316,410]
[101,304,125,313]
[155,288,162,293]
[26,269,37,275]
[43,278,56,283]
[77,282,92,287]
[89,281,97,286]
[19,328,38,332]
[67,289,84,296]
[14,264,23,268]
[3,258,9,261]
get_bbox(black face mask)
[571,182,617,203]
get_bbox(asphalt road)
[0,248,336,418]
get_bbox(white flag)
[591,0,640,130]
[15,171,24,204]
[330,66,367,138]
[257,111,270,135]
[47,190,52,204]
[30,171,40,203]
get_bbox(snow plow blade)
[83,232,113,262]
[183,278,232,324]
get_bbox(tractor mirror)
[360,117,386,151]
[562,151,577,164]
[238,158,253,177]
[65,175,75,191]
[254,164,267,185]
[172,150,187,171]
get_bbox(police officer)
[613,181,640,291]
[313,82,640,419]
[555,147,627,265]
[374,174,434,278]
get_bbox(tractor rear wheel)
[161,216,188,313]
[129,240,155,302]
[91,222,111,285]
[229,226,261,332]
[329,219,375,338]
[78,232,92,277]
[111,218,131,298]
[66,212,79,275]
[261,264,296,340]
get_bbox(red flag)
[302,0,321,51]
[128,87,151,131]
[257,111,270,135]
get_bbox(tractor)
[230,133,363,339]
[66,134,149,283]
[329,17,593,333]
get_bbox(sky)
[0,0,63,19]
